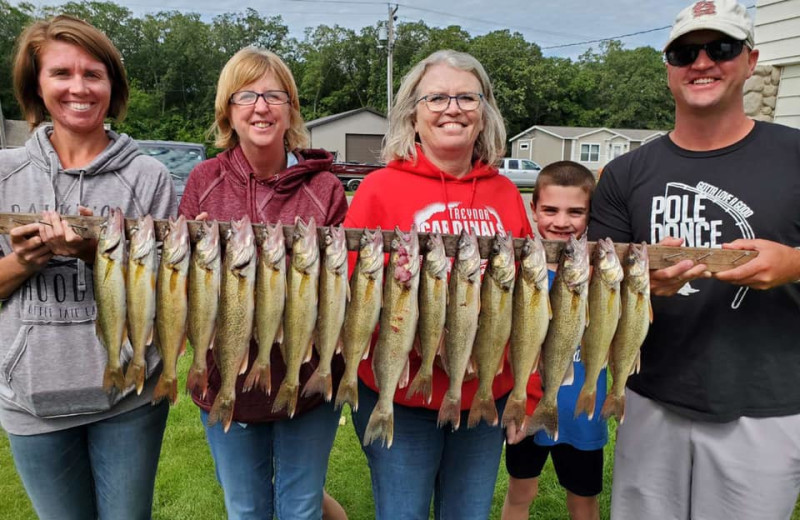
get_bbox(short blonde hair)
[212,47,309,151]
[13,15,128,129]
[382,50,506,166]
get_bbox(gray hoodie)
[0,126,176,435]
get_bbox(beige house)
[508,125,665,171]
[753,0,800,128]
[306,107,387,164]
[0,101,30,149]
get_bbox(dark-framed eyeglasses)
[416,93,484,113]
[665,38,746,67]
[229,90,291,106]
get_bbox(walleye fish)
[406,232,447,404]
[363,226,420,448]
[186,220,221,399]
[334,227,384,412]
[273,217,320,418]
[243,222,286,396]
[601,242,651,423]
[153,215,191,404]
[468,232,516,428]
[303,224,348,401]
[575,237,623,420]
[208,216,257,431]
[125,215,157,395]
[438,229,481,431]
[502,235,550,430]
[527,234,590,441]
[95,208,128,393]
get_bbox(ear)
[746,48,759,78]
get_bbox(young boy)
[502,161,607,520]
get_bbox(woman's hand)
[9,223,52,270]
[37,207,97,263]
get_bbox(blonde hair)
[13,15,128,129]
[212,47,309,150]
[381,49,506,166]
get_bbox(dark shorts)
[505,438,604,497]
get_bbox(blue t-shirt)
[533,270,609,450]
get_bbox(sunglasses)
[665,38,746,67]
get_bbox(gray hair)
[381,49,506,166]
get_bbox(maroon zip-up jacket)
[179,145,348,422]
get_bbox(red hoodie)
[344,148,543,413]
[179,145,348,422]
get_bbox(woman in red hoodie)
[178,47,348,520]
[345,49,540,520]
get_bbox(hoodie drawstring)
[76,169,87,294]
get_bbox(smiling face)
[414,63,484,170]
[37,40,111,137]
[229,71,291,158]
[531,184,590,241]
[667,29,758,116]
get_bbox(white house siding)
[775,64,800,128]
[755,0,800,128]
[572,130,618,170]
[308,111,388,161]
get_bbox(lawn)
[1,357,798,519]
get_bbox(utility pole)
[386,4,398,116]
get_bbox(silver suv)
[496,157,541,188]
[136,140,206,200]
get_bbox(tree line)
[0,0,676,152]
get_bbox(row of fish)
[93,209,651,446]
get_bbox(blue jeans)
[352,382,507,520]
[200,400,341,520]
[7,401,168,520]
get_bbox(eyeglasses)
[416,93,483,113]
[665,38,746,67]
[229,90,291,106]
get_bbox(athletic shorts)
[505,438,603,497]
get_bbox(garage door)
[346,134,383,164]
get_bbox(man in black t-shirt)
[589,1,800,518]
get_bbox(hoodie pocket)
[0,323,134,418]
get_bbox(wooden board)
[0,212,757,272]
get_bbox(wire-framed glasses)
[416,93,483,112]
[229,90,291,106]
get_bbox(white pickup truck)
[495,157,542,188]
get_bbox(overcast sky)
[27,0,758,59]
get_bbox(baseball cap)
[664,0,754,51]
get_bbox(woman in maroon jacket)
[178,47,348,520]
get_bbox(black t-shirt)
[589,121,800,422]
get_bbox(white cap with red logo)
[664,0,754,51]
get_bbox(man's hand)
[714,239,800,290]
[38,207,97,263]
[649,237,711,296]
[9,223,52,270]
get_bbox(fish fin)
[102,366,125,394]
[186,365,209,399]
[123,362,146,395]
[152,374,178,405]
[561,362,575,386]
[574,387,596,420]
[467,396,498,429]
[495,350,506,376]
[208,395,235,433]
[501,397,526,430]
[405,368,432,404]
[526,401,558,440]
[178,335,187,357]
[335,335,343,355]
[362,402,394,449]
[435,332,446,358]
[633,351,641,375]
[146,328,154,347]
[272,381,299,418]
[649,298,654,323]
[583,297,590,328]
[466,357,477,376]
[398,358,411,390]
[275,324,284,346]
[302,369,333,402]
[530,351,541,375]
[346,281,351,302]
[600,393,625,423]
[238,352,250,376]
[547,297,553,320]
[95,320,105,347]
[437,396,462,431]
[303,340,314,364]
[361,342,371,361]
[334,379,358,412]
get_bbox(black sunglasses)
[665,38,746,67]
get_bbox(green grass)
[2,359,799,519]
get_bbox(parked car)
[330,162,382,191]
[496,157,542,188]
[136,140,206,200]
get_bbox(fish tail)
[208,396,235,433]
[272,382,299,418]
[600,394,626,423]
[152,374,179,405]
[186,366,209,399]
[467,396,498,429]
[102,366,125,394]
[242,363,271,396]
[362,404,394,448]
[574,387,597,420]
[334,379,358,412]
[302,369,333,401]
[437,395,462,431]
[527,402,558,441]
[405,370,432,403]
[123,362,146,396]
[501,397,527,430]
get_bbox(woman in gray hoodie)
[0,15,176,520]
